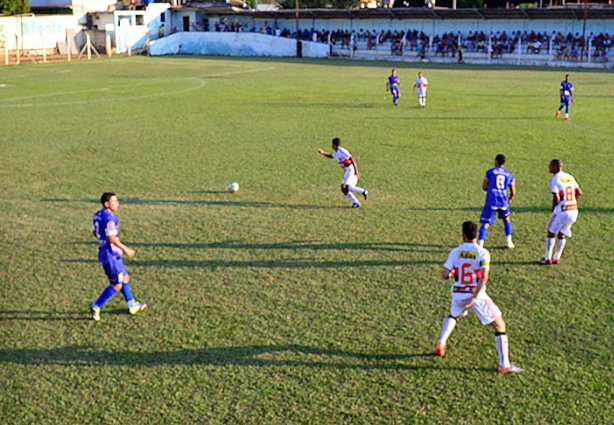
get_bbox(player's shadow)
[0,309,132,321]
[128,240,448,253]
[0,344,491,372]
[42,197,345,210]
[0,310,90,321]
[62,258,440,269]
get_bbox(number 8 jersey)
[443,242,491,298]
[549,170,581,213]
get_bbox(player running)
[90,192,147,321]
[556,74,574,121]
[317,138,368,208]
[386,69,401,106]
[435,221,523,374]
[478,154,516,249]
[540,159,583,265]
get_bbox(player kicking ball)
[318,138,368,208]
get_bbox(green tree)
[0,0,30,15]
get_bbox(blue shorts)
[101,257,128,285]
[560,96,570,106]
[391,87,400,96]
[480,205,510,225]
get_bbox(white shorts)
[450,293,502,325]
[547,209,578,237]
[341,166,358,187]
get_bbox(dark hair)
[391,68,396,73]
[332,138,341,147]
[100,192,116,206]
[462,221,478,240]
[550,159,562,169]
[495,154,506,165]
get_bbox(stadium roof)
[219,6,614,20]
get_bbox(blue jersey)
[484,167,514,209]
[560,80,573,102]
[93,208,123,263]
[388,74,400,88]
[388,75,400,93]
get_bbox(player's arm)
[482,178,489,192]
[386,81,390,92]
[317,148,333,159]
[351,157,360,179]
[442,267,455,280]
[570,88,574,103]
[108,235,135,258]
[575,185,583,200]
[508,180,516,204]
[551,191,560,212]
[464,267,489,308]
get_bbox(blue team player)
[555,74,574,121]
[478,154,516,249]
[90,192,146,321]
[386,68,401,106]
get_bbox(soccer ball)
[228,182,240,193]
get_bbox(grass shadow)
[42,197,345,210]
[0,344,493,373]
[62,258,440,269]
[0,310,90,321]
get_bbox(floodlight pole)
[581,0,588,62]
[295,0,301,57]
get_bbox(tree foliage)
[0,0,30,15]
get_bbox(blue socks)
[478,226,488,243]
[93,286,118,309]
[504,221,513,237]
[121,282,136,308]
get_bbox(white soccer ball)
[228,182,240,193]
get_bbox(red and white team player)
[540,159,583,265]
[317,138,368,208]
[435,221,522,374]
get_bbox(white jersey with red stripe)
[331,147,353,168]
[549,171,580,213]
[443,242,490,300]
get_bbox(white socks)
[553,238,567,260]
[348,185,366,195]
[437,317,457,346]
[495,334,510,369]
[346,192,359,204]
[545,237,555,260]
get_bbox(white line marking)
[0,65,273,108]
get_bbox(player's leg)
[342,174,361,208]
[91,261,123,321]
[478,206,495,247]
[347,185,368,199]
[341,183,359,207]
[117,269,147,315]
[552,214,575,263]
[501,213,514,249]
[435,298,468,356]
[541,212,560,264]
[475,297,522,373]
[564,100,570,120]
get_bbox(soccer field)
[0,56,613,423]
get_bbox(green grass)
[1,56,613,423]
